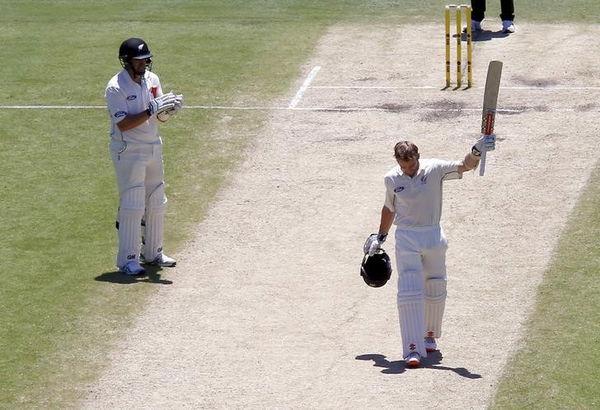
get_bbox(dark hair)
[394,141,419,161]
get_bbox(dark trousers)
[471,0,515,22]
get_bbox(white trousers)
[395,225,448,358]
[110,142,167,268]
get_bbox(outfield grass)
[0,0,599,407]
[491,165,600,409]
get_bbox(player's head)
[119,38,153,75]
[394,141,420,177]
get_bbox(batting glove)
[169,94,184,116]
[147,92,176,116]
[363,233,387,256]
[472,134,496,156]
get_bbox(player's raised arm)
[458,134,496,174]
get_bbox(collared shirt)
[383,158,462,228]
[105,69,163,145]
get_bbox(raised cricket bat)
[479,61,503,176]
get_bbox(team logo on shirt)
[126,95,137,100]
[114,111,127,118]
[394,186,405,193]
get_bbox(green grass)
[0,0,599,407]
[491,164,600,410]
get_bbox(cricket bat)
[479,61,503,176]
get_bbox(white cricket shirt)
[383,158,462,228]
[105,69,163,145]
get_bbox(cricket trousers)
[110,141,168,269]
[395,225,448,358]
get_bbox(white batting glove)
[147,92,176,116]
[169,94,184,115]
[472,134,496,156]
[363,233,387,256]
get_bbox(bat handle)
[479,148,487,176]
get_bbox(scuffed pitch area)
[82,23,600,408]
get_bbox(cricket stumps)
[445,4,472,89]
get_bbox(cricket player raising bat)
[105,38,184,275]
[364,60,502,368]
[363,135,496,368]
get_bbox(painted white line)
[0,105,595,113]
[0,105,105,109]
[288,66,321,108]
[312,86,439,89]
[312,85,600,90]
[186,106,593,113]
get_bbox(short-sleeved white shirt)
[105,69,163,145]
[383,158,462,228]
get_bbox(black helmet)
[119,38,153,68]
[360,249,392,288]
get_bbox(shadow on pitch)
[355,352,482,379]
[95,265,173,285]
[471,29,510,42]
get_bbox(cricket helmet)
[360,249,392,288]
[119,38,153,69]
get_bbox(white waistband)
[395,224,440,232]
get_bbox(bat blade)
[479,60,503,176]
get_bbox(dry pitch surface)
[82,23,600,408]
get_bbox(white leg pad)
[117,186,145,268]
[397,270,426,358]
[143,183,167,261]
[424,278,447,338]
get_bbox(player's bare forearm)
[458,152,480,174]
[378,206,395,235]
[117,110,151,131]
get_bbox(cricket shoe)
[141,253,177,267]
[464,20,482,33]
[502,20,515,33]
[405,352,421,368]
[120,260,146,276]
[425,337,438,352]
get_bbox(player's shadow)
[356,352,482,379]
[95,265,173,285]
[471,29,510,42]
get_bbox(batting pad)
[117,186,145,268]
[397,270,426,358]
[143,183,167,261]
[424,278,447,338]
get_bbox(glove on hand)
[169,94,184,115]
[147,92,176,116]
[363,233,387,256]
[472,134,496,156]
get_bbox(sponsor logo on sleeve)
[394,186,405,193]
[114,111,127,118]
[126,95,137,101]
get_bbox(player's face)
[130,58,150,76]
[397,157,419,177]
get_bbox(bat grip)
[479,149,487,176]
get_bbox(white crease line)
[288,66,321,108]
[0,105,594,113]
[312,85,600,90]
[0,105,105,109]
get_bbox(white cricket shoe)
[502,20,516,33]
[142,253,177,267]
[405,352,421,368]
[120,260,146,276]
[425,336,438,352]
